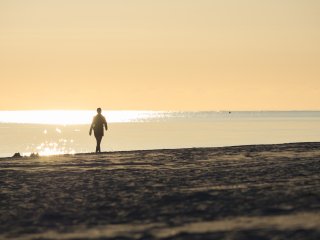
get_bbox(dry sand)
[0,142,320,239]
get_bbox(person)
[89,108,108,153]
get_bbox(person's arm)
[89,118,95,135]
[104,117,108,131]
[89,124,93,136]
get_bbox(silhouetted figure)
[89,108,108,153]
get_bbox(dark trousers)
[95,135,103,153]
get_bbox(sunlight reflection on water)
[24,139,76,157]
[21,126,77,156]
[1,111,320,157]
[0,110,163,125]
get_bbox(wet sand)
[1,142,320,239]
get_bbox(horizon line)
[1,109,320,112]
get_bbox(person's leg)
[95,135,102,153]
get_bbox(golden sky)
[0,0,319,110]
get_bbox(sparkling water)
[0,111,319,158]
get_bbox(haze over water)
[0,110,319,158]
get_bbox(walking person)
[89,108,108,153]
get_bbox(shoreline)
[2,141,320,160]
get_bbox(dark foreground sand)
[1,142,320,240]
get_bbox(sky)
[0,0,319,111]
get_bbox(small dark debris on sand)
[12,152,22,158]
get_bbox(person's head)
[97,108,102,114]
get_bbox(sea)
[0,111,319,158]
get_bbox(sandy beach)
[1,142,320,239]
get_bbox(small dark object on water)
[12,152,22,158]
[30,153,39,158]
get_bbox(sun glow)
[0,110,161,125]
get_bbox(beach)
[1,142,320,239]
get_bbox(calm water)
[0,111,319,158]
